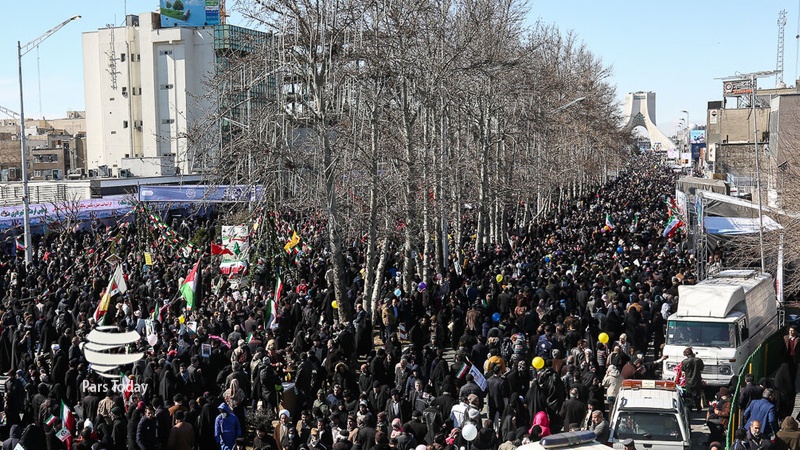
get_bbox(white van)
[661,270,781,387]
[608,380,691,450]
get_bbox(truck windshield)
[614,412,683,442]
[666,321,734,347]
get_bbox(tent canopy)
[704,216,783,235]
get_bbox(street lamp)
[17,15,81,263]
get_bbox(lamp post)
[18,15,81,263]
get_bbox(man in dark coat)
[559,388,587,433]
[681,347,704,411]
[486,366,509,423]
[110,407,127,450]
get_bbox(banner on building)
[723,79,753,96]
[139,185,263,203]
[160,0,220,28]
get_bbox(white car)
[608,380,691,450]
[516,431,608,450]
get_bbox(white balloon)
[462,423,478,441]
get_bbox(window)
[122,87,128,96]
[614,412,682,442]
[666,321,735,347]
[33,155,42,163]
[120,53,126,62]
[110,98,115,101]
[33,170,41,178]
[123,120,129,128]
[111,131,116,135]
[161,119,175,124]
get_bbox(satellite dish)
[462,423,478,441]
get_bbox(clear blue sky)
[0,0,796,138]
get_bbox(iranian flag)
[602,213,615,233]
[274,276,284,305]
[61,400,74,449]
[181,259,201,311]
[264,277,282,329]
[663,215,685,238]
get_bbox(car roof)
[617,388,680,411]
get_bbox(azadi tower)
[622,91,677,153]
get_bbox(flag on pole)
[274,276,284,305]
[61,400,74,449]
[662,215,685,238]
[15,237,25,252]
[211,242,233,256]
[45,414,57,426]
[455,362,469,380]
[180,259,201,312]
[284,231,300,253]
[93,265,128,324]
[602,214,614,233]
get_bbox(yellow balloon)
[179,315,185,324]
[332,300,339,309]
[496,274,503,283]
[598,332,609,344]
[532,356,545,370]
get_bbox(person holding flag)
[181,259,201,312]
[93,265,127,325]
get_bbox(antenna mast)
[777,9,787,87]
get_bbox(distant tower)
[622,92,677,152]
[776,9,787,87]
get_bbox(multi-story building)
[82,13,271,178]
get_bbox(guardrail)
[727,330,785,448]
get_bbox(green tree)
[173,0,184,11]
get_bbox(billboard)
[138,185,263,202]
[723,79,753,96]
[160,0,220,28]
[690,130,705,144]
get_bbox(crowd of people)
[0,155,778,450]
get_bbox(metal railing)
[727,330,785,448]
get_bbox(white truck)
[661,269,781,388]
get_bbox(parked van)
[608,380,691,450]
[661,270,781,388]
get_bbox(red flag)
[211,243,233,256]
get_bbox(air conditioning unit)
[118,169,130,178]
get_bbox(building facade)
[83,13,216,177]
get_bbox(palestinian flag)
[180,259,201,311]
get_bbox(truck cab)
[661,270,780,387]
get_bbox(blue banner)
[138,185,263,203]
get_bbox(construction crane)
[0,105,20,119]
[777,9,787,87]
